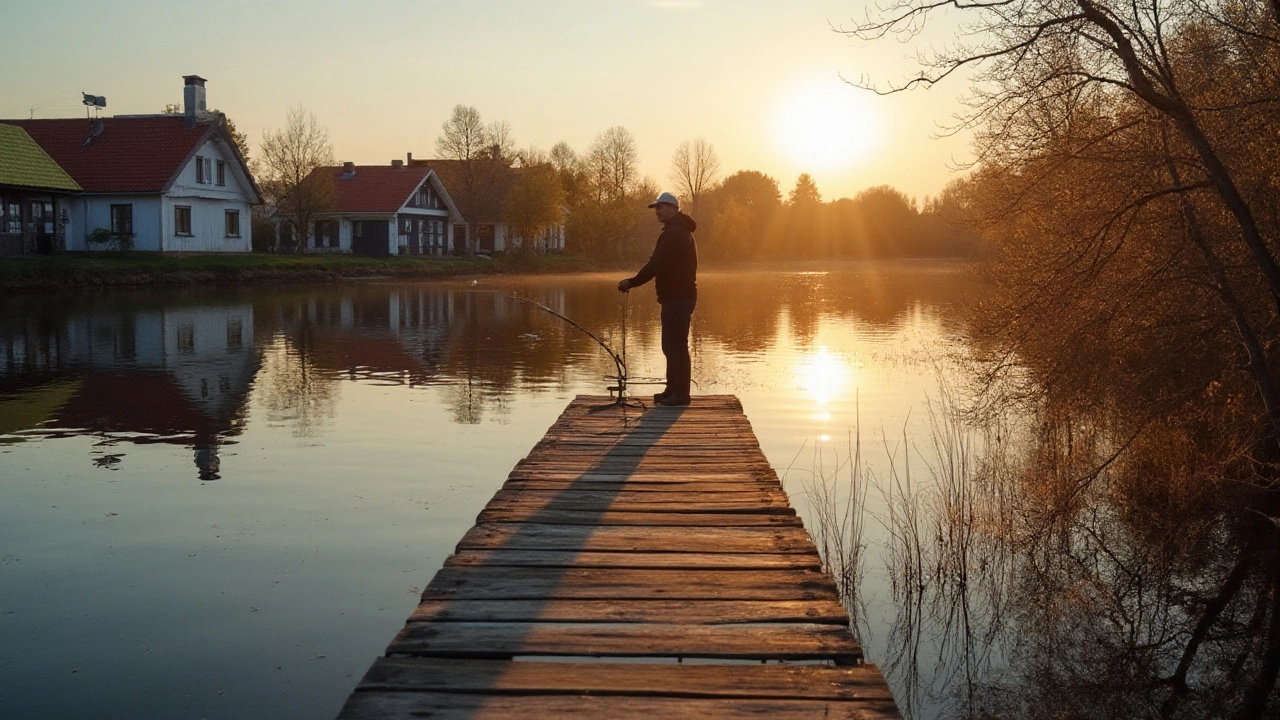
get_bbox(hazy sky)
[1,0,973,203]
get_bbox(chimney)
[341,161,356,179]
[406,152,413,164]
[391,159,404,169]
[182,75,208,127]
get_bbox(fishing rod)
[511,293,648,409]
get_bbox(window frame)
[110,204,133,235]
[174,205,193,236]
[224,209,240,238]
[195,156,205,184]
[216,161,226,186]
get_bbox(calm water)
[0,262,979,719]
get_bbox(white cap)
[647,191,680,209]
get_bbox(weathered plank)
[488,488,791,505]
[443,549,824,570]
[456,523,819,554]
[387,621,862,661]
[422,567,839,602]
[408,598,850,624]
[354,657,895,700]
[338,693,903,720]
[498,480,784,493]
[476,508,803,526]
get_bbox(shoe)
[653,388,673,402]
[655,394,691,407]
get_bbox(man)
[617,191,698,406]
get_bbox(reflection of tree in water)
[863,386,1280,719]
[257,333,338,437]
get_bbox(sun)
[775,79,880,170]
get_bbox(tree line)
[251,103,979,260]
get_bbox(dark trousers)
[660,299,696,396]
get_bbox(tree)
[434,105,489,163]
[504,164,565,256]
[549,141,578,175]
[701,171,783,258]
[669,138,721,216]
[259,105,336,253]
[433,105,516,242]
[788,173,822,206]
[584,126,639,203]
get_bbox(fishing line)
[511,294,649,411]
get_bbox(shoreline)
[0,253,604,293]
[0,253,978,294]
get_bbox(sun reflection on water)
[797,345,852,409]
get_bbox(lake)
[0,262,980,719]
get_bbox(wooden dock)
[337,395,901,719]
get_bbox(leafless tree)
[584,126,639,203]
[435,105,490,163]
[669,137,721,215]
[549,141,579,175]
[259,105,336,253]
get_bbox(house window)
[226,318,243,350]
[216,161,226,186]
[110,204,133,234]
[5,200,20,235]
[175,206,192,236]
[195,156,205,183]
[315,220,337,248]
[204,158,213,185]
[225,209,240,237]
[177,324,195,354]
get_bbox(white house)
[7,76,259,253]
[287,161,464,256]
[414,158,567,255]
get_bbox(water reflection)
[1,299,256,480]
[0,262,980,720]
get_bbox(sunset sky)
[1,0,972,203]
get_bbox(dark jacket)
[628,212,698,304]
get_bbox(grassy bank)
[0,252,599,292]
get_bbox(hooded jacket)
[627,211,698,304]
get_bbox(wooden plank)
[443,550,823,570]
[499,480,783,493]
[456,523,819,554]
[387,621,862,661]
[488,488,791,505]
[338,693,903,720]
[408,598,850,624]
[353,657,896,701]
[421,567,839,602]
[504,471,773,481]
[476,509,803,527]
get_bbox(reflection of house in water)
[0,302,256,480]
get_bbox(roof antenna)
[81,92,106,118]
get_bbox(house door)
[29,201,54,254]
[352,220,389,256]
[452,224,467,254]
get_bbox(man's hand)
[617,279,632,293]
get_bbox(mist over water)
[0,262,978,719]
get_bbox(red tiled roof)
[4,115,215,193]
[313,165,436,214]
